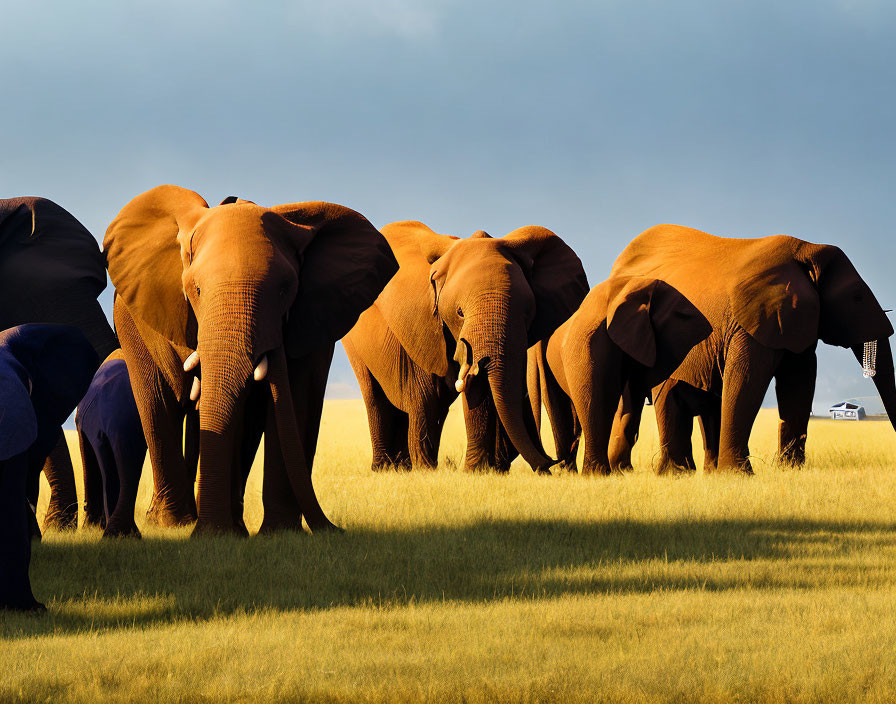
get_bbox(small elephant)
[344,222,588,473]
[0,324,98,611]
[611,225,896,472]
[528,277,711,475]
[76,350,152,538]
[1,197,117,531]
[104,187,397,534]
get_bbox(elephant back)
[0,197,115,357]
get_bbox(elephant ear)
[729,255,820,353]
[0,352,37,460]
[0,197,108,339]
[795,242,893,347]
[606,277,658,367]
[104,186,209,348]
[500,226,589,345]
[270,202,399,358]
[640,279,712,375]
[372,221,459,376]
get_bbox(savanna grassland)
[3,402,896,703]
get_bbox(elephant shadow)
[4,517,895,638]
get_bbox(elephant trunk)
[267,346,340,532]
[193,292,256,533]
[852,337,896,433]
[465,298,555,473]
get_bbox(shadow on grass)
[5,517,896,638]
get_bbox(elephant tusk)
[455,358,470,393]
[184,351,200,372]
[190,376,201,402]
[254,355,269,381]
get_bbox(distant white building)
[828,401,866,420]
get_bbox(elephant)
[76,350,153,538]
[344,222,588,473]
[0,324,98,611]
[104,186,398,534]
[527,277,711,475]
[1,197,117,531]
[609,225,896,472]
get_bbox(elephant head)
[0,324,99,461]
[730,238,896,428]
[0,198,117,359]
[104,186,398,532]
[378,222,588,472]
[605,276,713,382]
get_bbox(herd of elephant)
[2,187,895,611]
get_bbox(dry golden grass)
[3,402,896,703]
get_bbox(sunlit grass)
[4,402,896,703]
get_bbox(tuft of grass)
[3,402,896,703]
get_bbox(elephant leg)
[41,430,78,531]
[774,349,817,467]
[0,455,44,612]
[462,392,498,472]
[609,378,647,472]
[103,432,146,538]
[717,333,778,473]
[349,352,409,470]
[232,386,266,532]
[569,337,623,477]
[24,461,42,541]
[287,344,334,474]
[78,430,105,528]
[184,408,200,487]
[92,436,121,528]
[697,401,721,472]
[408,389,446,470]
[116,304,195,527]
[494,411,518,474]
[541,367,579,472]
[259,400,302,533]
[652,380,697,475]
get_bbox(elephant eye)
[195,285,201,296]
[456,306,464,318]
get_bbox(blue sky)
[2,1,894,411]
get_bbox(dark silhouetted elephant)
[76,350,157,538]
[0,324,98,611]
[1,197,117,530]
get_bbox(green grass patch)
[3,403,896,702]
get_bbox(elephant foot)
[43,502,78,531]
[257,517,304,534]
[102,521,142,539]
[776,452,806,468]
[581,464,611,477]
[82,513,107,530]
[655,463,697,476]
[191,519,248,538]
[707,461,754,476]
[1,597,47,614]
[371,462,413,472]
[145,504,197,528]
